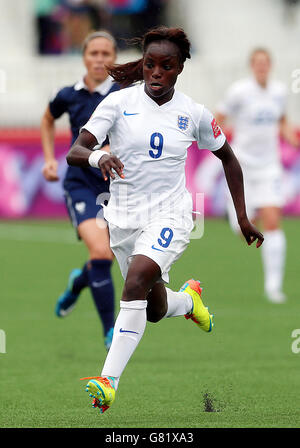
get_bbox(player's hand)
[238,217,264,248]
[42,159,59,181]
[99,154,124,181]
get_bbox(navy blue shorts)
[64,184,110,238]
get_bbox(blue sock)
[72,262,88,295]
[87,259,115,336]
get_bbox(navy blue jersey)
[49,78,120,194]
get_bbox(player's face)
[251,52,272,87]
[83,37,116,83]
[143,41,183,105]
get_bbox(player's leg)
[259,206,286,303]
[78,217,115,348]
[58,187,115,349]
[84,254,213,412]
[55,265,88,317]
[129,218,213,329]
[55,188,91,318]
[81,218,212,412]
[100,242,213,388]
[82,255,159,412]
[254,172,286,303]
[100,254,160,381]
[102,256,207,384]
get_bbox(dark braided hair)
[107,26,191,88]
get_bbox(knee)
[89,243,113,260]
[122,257,161,301]
[123,273,147,300]
[261,207,281,231]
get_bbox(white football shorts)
[227,168,285,232]
[108,215,194,283]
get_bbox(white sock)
[163,287,193,318]
[101,299,147,383]
[261,229,286,294]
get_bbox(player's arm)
[214,111,234,139]
[67,129,124,181]
[213,140,264,248]
[40,106,59,181]
[279,115,300,148]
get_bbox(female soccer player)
[216,48,300,303]
[66,26,264,413]
[41,31,120,351]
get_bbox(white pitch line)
[0,223,77,244]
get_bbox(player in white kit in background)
[216,48,300,304]
[66,27,264,413]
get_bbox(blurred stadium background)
[1,0,300,429]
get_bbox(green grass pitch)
[0,218,300,428]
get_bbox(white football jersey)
[217,77,287,174]
[83,83,225,228]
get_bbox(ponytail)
[108,58,143,88]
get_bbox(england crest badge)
[178,115,189,130]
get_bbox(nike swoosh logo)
[151,244,164,252]
[123,111,140,116]
[91,279,111,288]
[120,328,139,334]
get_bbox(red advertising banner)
[0,129,69,218]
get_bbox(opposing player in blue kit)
[66,26,264,413]
[41,31,120,351]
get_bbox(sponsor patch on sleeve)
[211,118,221,138]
